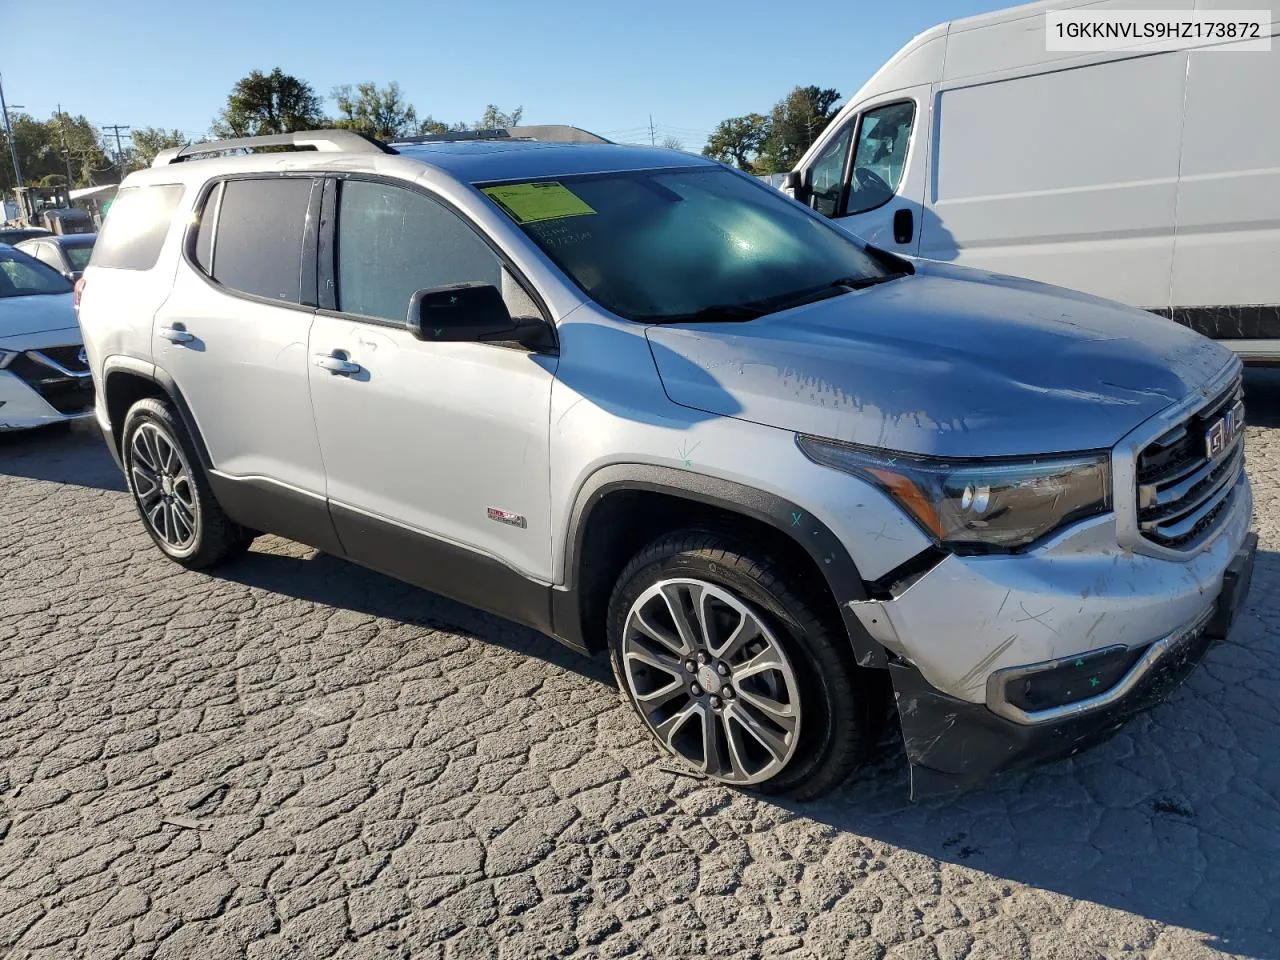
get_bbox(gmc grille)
[1136,377,1244,550]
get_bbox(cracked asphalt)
[1,374,1279,960]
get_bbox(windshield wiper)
[832,271,911,290]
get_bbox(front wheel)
[607,530,878,799]
[121,397,253,569]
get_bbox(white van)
[787,0,1280,361]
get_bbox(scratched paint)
[645,260,1236,458]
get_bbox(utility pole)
[649,114,655,147]
[102,124,131,182]
[56,104,75,186]
[0,73,23,200]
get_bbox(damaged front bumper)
[886,530,1257,798]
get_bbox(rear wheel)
[122,397,253,569]
[608,530,878,799]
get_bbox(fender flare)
[555,463,887,667]
[100,357,214,471]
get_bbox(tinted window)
[193,182,220,275]
[847,102,915,216]
[64,242,95,271]
[92,184,184,270]
[212,178,313,303]
[0,249,73,298]
[485,168,889,323]
[335,179,501,323]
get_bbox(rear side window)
[91,184,185,271]
[207,178,314,304]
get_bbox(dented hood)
[644,261,1236,457]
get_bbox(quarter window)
[91,184,185,271]
[193,182,220,275]
[807,122,853,218]
[334,179,502,323]
[208,178,314,303]
[847,101,915,216]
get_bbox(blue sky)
[5,0,1006,148]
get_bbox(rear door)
[152,175,338,549]
[800,86,931,255]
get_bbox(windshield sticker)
[482,182,596,224]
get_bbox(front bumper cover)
[894,532,1257,798]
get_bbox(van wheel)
[607,530,876,800]
[121,397,253,569]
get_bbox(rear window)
[64,242,95,272]
[205,178,313,303]
[91,184,185,271]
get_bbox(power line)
[102,124,131,180]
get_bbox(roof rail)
[152,129,394,167]
[388,125,612,146]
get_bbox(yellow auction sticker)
[482,181,596,224]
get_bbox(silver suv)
[78,128,1257,799]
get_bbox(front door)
[307,176,558,593]
[803,86,931,255]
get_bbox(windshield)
[480,166,894,323]
[63,243,95,271]
[0,249,74,298]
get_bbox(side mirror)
[406,282,551,350]
[781,169,809,203]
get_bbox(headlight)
[0,349,18,369]
[797,435,1111,551]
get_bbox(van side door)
[797,85,932,255]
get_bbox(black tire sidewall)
[608,535,868,797]
[122,401,206,561]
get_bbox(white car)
[0,244,93,431]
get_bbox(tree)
[416,117,450,136]
[332,82,419,140]
[212,68,326,138]
[0,111,113,192]
[756,86,842,173]
[702,113,769,170]
[132,128,188,167]
[660,135,684,151]
[476,105,523,129]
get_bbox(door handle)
[893,208,914,245]
[158,322,195,344]
[312,351,362,376]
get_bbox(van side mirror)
[406,282,552,350]
[781,169,809,203]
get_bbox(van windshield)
[479,167,895,323]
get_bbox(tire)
[121,397,253,569]
[607,529,879,800]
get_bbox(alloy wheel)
[621,578,802,785]
[129,422,199,550]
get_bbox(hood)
[0,293,77,342]
[645,261,1236,457]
